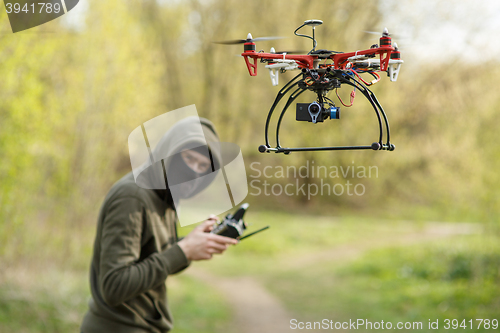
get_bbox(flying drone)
[215,20,403,154]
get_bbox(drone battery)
[296,103,324,122]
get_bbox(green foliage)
[344,235,500,283]
[0,269,89,333]
[266,234,500,332]
[0,287,80,333]
[168,275,232,333]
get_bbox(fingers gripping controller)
[177,219,239,261]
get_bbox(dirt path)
[187,267,292,333]
[186,222,481,333]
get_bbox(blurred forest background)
[1,0,499,332]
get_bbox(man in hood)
[81,117,237,333]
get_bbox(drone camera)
[308,102,321,123]
[296,102,340,123]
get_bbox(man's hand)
[178,215,238,261]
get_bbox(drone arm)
[242,52,315,74]
[331,46,394,70]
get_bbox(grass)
[183,210,499,332]
[1,210,498,332]
[168,274,233,333]
[263,234,500,332]
[181,210,428,276]
[0,267,89,333]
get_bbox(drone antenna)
[294,19,323,54]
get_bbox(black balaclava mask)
[165,145,218,200]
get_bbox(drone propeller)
[390,42,408,53]
[213,33,285,45]
[364,28,391,36]
[364,28,407,39]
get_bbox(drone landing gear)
[259,69,395,154]
[259,143,395,154]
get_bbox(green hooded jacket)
[81,117,220,333]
